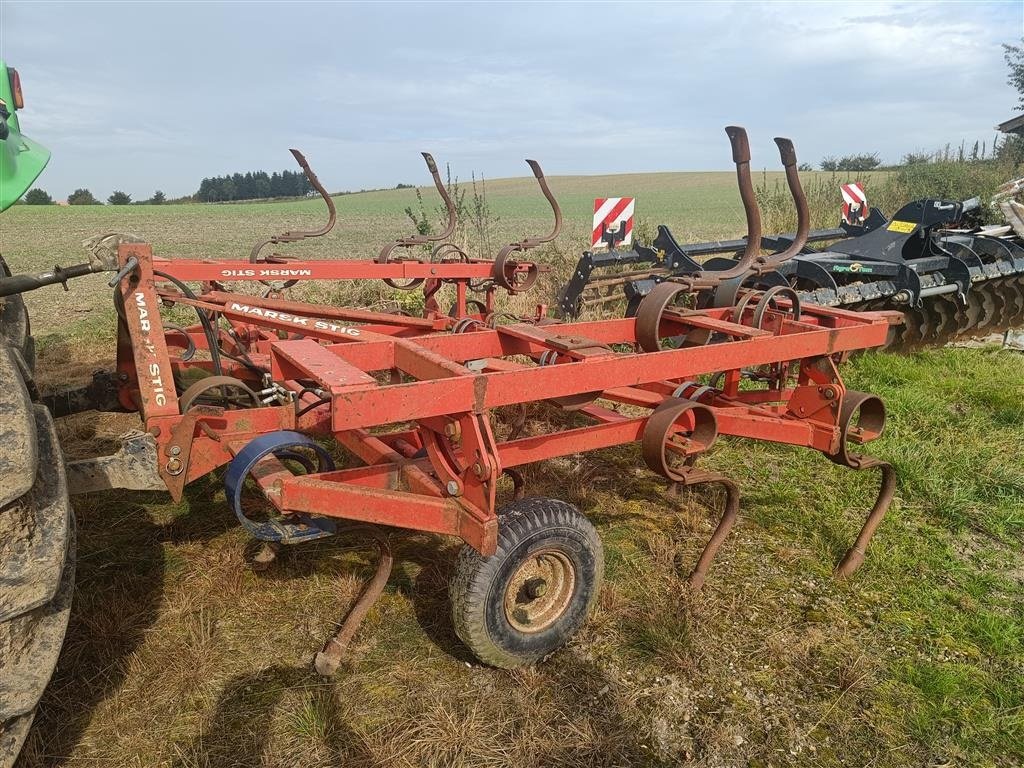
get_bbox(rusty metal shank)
[690,127,762,285]
[250,150,337,263]
[826,390,895,577]
[521,160,563,247]
[376,152,461,289]
[490,160,562,291]
[380,153,457,253]
[313,526,394,676]
[635,282,689,352]
[687,477,740,590]
[756,137,810,270]
[835,462,896,577]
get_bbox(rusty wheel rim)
[503,549,575,633]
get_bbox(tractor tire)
[0,257,34,372]
[450,497,603,668]
[0,320,74,767]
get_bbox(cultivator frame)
[2,130,902,747]
[44,129,898,673]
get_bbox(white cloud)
[1,0,1019,198]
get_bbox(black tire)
[0,328,74,767]
[0,256,34,372]
[450,497,603,668]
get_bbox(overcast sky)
[1,1,1021,200]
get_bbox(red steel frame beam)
[114,244,892,555]
[151,256,541,283]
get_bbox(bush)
[996,134,1024,165]
[821,153,882,172]
[837,153,881,172]
[108,190,132,205]
[24,188,53,205]
[67,188,100,205]
[148,190,166,205]
[872,160,1018,222]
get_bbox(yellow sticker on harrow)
[887,220,917,234]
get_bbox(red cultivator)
[1,131,901,741]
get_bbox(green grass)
[4,172,1022,767]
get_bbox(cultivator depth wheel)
[450,498,603,668]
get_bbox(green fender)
[0,59,51,212]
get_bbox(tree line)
[21,166,317,206]
[23,188,166,205]
[194,169,314,202]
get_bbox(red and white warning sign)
[840,182,868,226]
[592,197,635,249]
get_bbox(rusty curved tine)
[756,137,810,271]
[690,126,762,286]
[378,152,458,264]
[490,159,559,291]
[521,159,563,247]
[686,477,740,590]
[826,390,894,577]
[635,281,689,352]
[313,525,394,676]
[835,461,896,577]
[423,152,458,242]
[250,149,338,263]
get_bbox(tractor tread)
[0,712,34,768]
[0,518,74,722]
[0,346,37,509]
[0,407,71,622]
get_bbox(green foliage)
[23,187,52,205]
[149,190,166,205]
[1004,38,1024,109]
[66,188,100,205]
[107,190,131,205]
[901,151,932,166]
[822,153,882,171]
[756,169,872,233]
[873,160,1017,222]
[401,164,501,257]
[195,169,312,202]
[842,153,881,171]
[466,172,500,257]
[996,133,1024,164]
[403,186,437,237]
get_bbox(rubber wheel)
[0,327,75,767]
[450,497,603,668]
[0,256,34,373]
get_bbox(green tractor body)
[0,59,51,212]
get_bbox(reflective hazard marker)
[592,197,635,249]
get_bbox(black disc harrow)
[556,131,1024,352]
